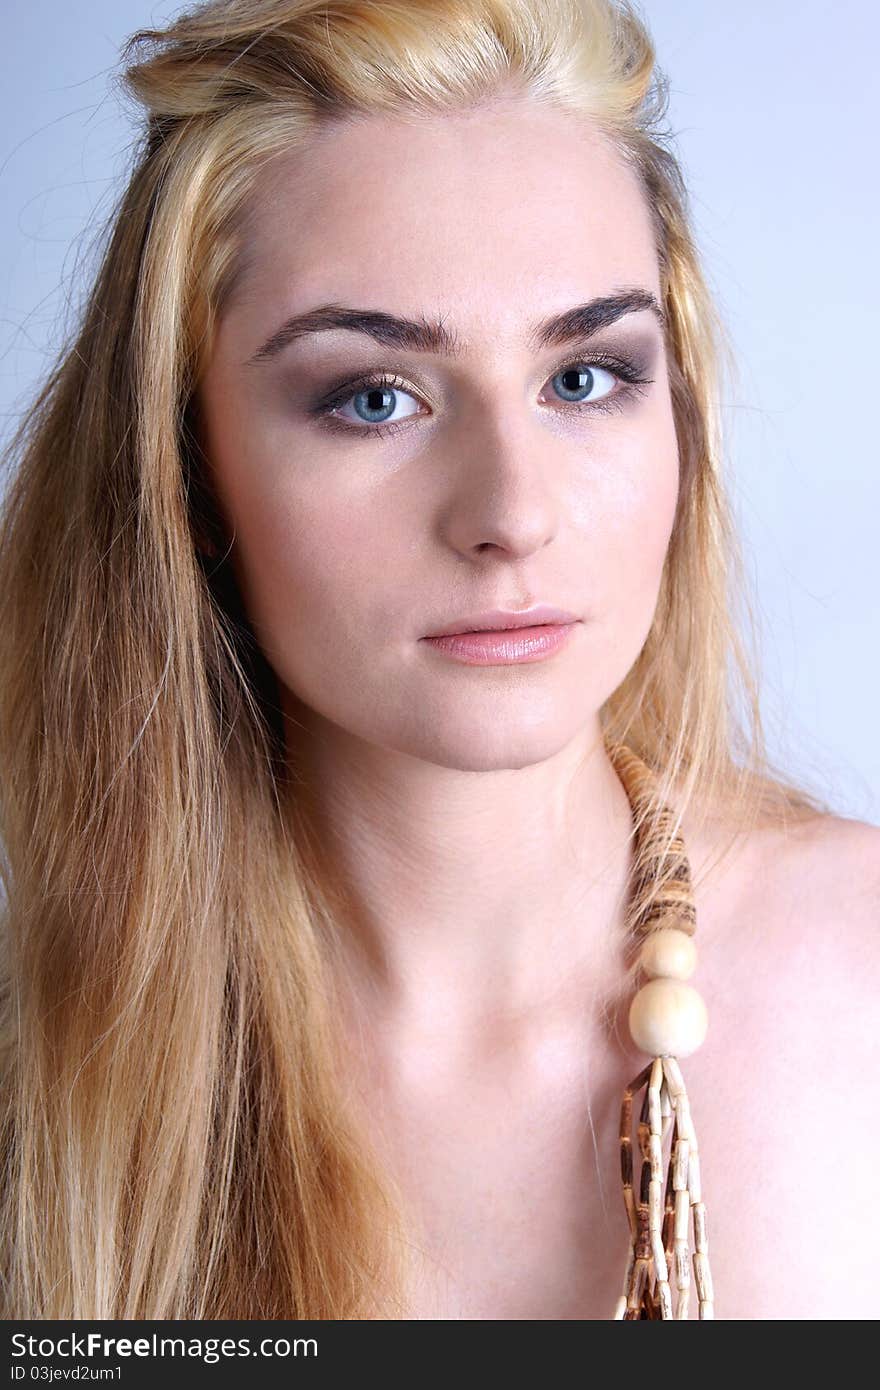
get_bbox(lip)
[421,622,578,665]
[422,605,580,638]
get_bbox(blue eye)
[333,380,424,428]
[549,362,617,405]
[310,353,654,440]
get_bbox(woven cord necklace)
[605,741,714,1319]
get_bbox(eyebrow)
[245,288,666,365]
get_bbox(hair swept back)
[0,0,829,1319]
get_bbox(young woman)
[0,0,876,1320]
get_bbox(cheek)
[606,460,678,586]
[218,471,397,693]
[197,377,403,714]
[578,418,679,657]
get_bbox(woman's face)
[196,99,680,772]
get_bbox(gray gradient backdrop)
[2,2,877,822]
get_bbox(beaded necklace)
[606,741,714,1319]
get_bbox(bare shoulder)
[690,803,880,974]
[779,808,880,894]
[672,809,880,1317]
[759,810,880,989]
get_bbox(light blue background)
[2,2,877,823]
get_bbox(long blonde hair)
[0,0,829,1318]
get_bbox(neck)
[282,693,636,1053]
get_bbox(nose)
[437,419,563,560]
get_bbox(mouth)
[420,613,580,667]
[423,605,580,638]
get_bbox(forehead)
[230,100,659,348]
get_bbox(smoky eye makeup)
[286,329,664,440]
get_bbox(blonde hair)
[0,0,830,1318]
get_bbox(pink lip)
[422,621,579,665]
[424,604,580,637]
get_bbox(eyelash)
[308,351,655,440]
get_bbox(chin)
[388,714,585,773]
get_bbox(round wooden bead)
[628,978,708,1058]
[638,927,697,981]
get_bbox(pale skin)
[196,96,880,1318]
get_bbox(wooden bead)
[638,927,697,981]
[628,978,708,1058]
